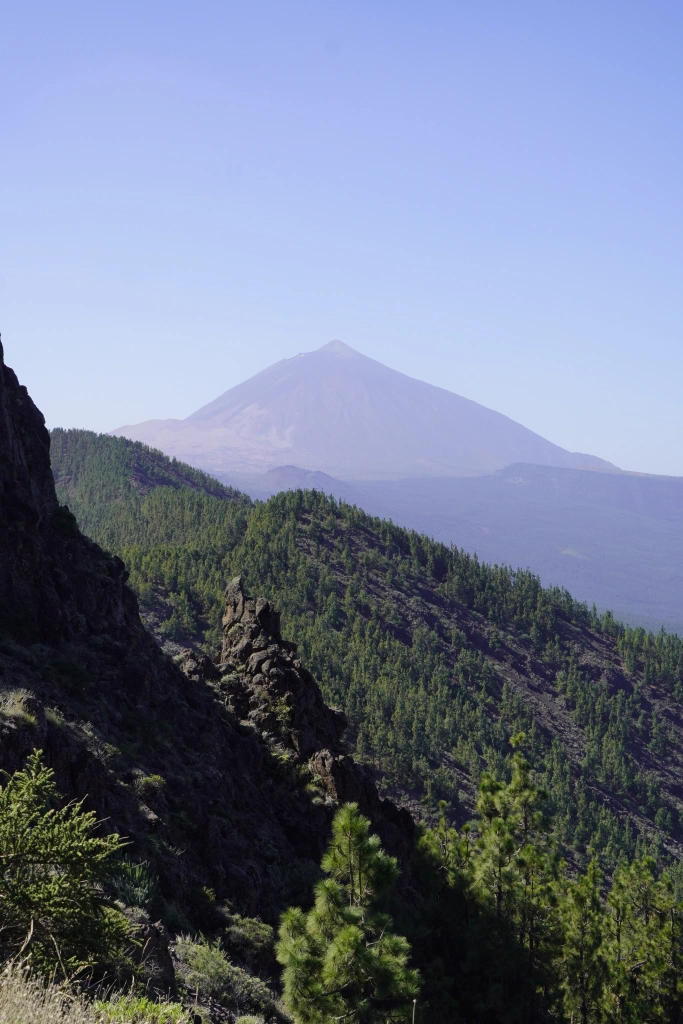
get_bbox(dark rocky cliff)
[0,341,412,924]
[0,341,136,646]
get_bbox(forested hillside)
[52,429,683,875]
[50,428,249,531]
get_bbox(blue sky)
[2,1,682,474]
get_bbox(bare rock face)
[215,577,414,863]
[218,576,346,761]
[0,338,139,645]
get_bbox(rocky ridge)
[203,576,412,854]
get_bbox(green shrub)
[95,993,190,1023]
[174,935,282,1019]
[0,750,130,976]
[110,859,160,912]
[160,902,192,934]
[222,914,274,970]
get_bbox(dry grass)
[0,965,190,1024]
[0,966,99,1024]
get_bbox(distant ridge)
[213,458,683,633]
[112,340,617,480]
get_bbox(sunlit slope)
[210,460,683,634]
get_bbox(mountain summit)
[112,340,615,480]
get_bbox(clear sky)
[2,1,682,475]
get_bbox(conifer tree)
[473,735,561,1017]
[602,857,683,1023]
[0,750,129,975]
[276,803,419,1024]
[559,859,606,1024]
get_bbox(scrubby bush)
[174,935,283,1020]
[222,914,274,972]
[110,859,160,913]
[0,750,130,975]
[95,993,190,1022]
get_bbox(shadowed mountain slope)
[112,340,614,480]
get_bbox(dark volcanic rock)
[218,576,346,760]
[0,340,136,645]
[127,911,178,999]
[216,576,414,865]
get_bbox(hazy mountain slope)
[342,466,683,634]
[215,461,683,634]
[222,464,365,503]
[350,465,683,633]
[52,429,683,873]
[112,340,614,479]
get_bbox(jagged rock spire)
[218,576,344,760]
[222,576,281,643]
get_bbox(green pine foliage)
[559,860,607,1024]
[276,803,419,1024]
[49,427,249,551]
[0,751,130,976]
[413,746,683,1023]
[50,430,683,871]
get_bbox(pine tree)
[473,736,561,1019]
[560,859,607,1024]
[276,803,419,1024]
[0,750,129,975]
[601,856,683,1023]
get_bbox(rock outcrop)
[217,576,346,760]
[180,575,414,868]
